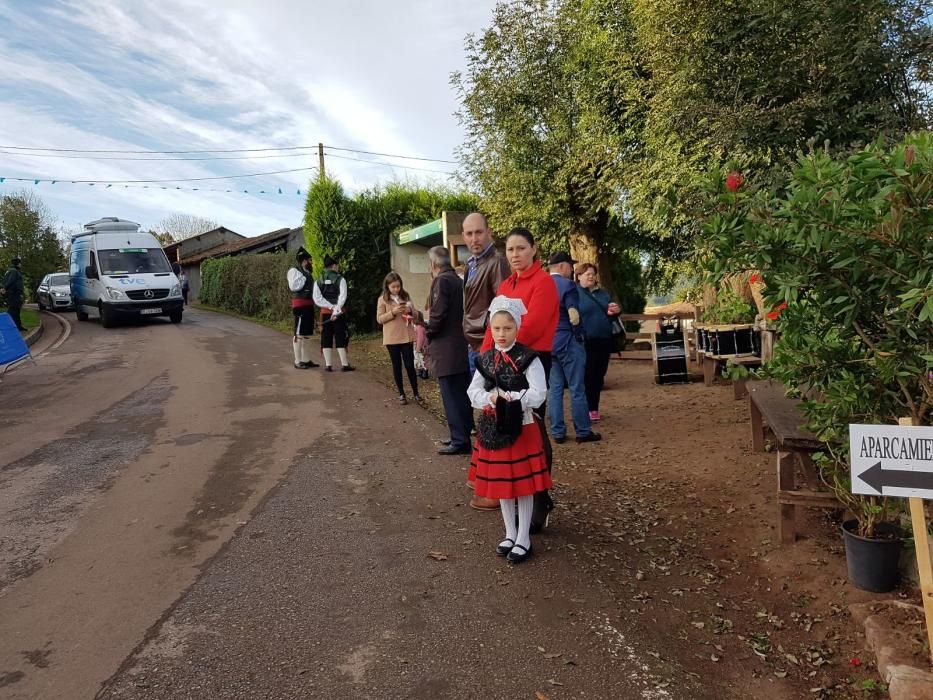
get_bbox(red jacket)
[481,262,558,353]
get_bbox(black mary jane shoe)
[506,543,533,564]
[495,539,515,557]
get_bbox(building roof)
[396,218,442,246]
[179,227,298,266]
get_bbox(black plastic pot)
[842,520,904,593]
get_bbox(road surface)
[0,308,712,699]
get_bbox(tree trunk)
[568,211,615,299]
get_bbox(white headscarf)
[488,295,528,331]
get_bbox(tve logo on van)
[117,277,147,285]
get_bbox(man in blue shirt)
[547,252,601,443]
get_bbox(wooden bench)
[747,380,839,544]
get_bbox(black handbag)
[476,380,526,451]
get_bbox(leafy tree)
[455,0,930,293]
[702,133,933,535]
[626,0,931,241]
[303,178,479,332]
[452,0,646,300]
[0,191,65,299]
[154,213,220,243]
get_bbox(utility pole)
[318,143,325,181]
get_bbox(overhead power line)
[324,146,457,164]
[0,150,315,162]
[324,152,457,175]
[0,144,315,155]
[0,143,459,164]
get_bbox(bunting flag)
[0,175,304,196]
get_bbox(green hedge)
[199,252,292,323]
[304,178,480,333]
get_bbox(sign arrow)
[860,461,933,494]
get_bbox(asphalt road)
[1,308,705,699]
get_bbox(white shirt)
[312,275,348,316]
[287,268,311,293]
[467,348,547,425]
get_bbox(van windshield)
[98,248,171,275]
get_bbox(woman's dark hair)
[382,271,410,302]
[506,227,535,248]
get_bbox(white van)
[70,218,184,328]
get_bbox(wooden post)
[318,142,325,180]
[749,395,765,452]
[899,416,933,665]
[703,357,716,386]
[777,451,796,543]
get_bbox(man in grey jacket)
[425,246,473,455]
[2,257,26,331]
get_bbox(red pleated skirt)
[468,422,552,499]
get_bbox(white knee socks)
[299,338,314,364]
[515,495,534,549]
[293,337,302,365]
[499,498,518,547]
[337,347,349,367]
[322,348,334,367]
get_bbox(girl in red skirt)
[467,296,551,563]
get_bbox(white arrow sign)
[850,424,933,498]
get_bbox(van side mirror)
[85,265,98,279]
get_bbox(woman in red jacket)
[481,228,558,358]
[480,227,558,531]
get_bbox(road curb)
[23,318,44,348]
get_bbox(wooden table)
[747,380,839,543]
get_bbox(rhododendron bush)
[702,135,933,534]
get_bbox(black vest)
[316,270,343,305]
[476,343,537,392]
[292,267,315,300]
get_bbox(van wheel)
[38,299,46,311]
[169,310,183,324]
[76,307,89,322]
[100,304,115,328]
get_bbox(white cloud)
[0,0,497,233]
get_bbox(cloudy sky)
[0,0,497,236]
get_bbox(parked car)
[37,272,74,310]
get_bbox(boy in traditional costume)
[467,296,551,563]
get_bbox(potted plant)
[700,135,933,591]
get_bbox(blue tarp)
[0,313,30,365]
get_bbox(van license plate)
[140,308,161,315]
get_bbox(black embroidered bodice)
[476,343,537,392]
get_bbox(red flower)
[766,301,788,321]
[849,657,862,667]
[725,171,744,193]
[749,273,761,285]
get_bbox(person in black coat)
[2,257,26,331]
[424,246,474,455]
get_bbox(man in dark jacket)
[2,257,26,331]
[462,213,510,369]
[425,246,473,455]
